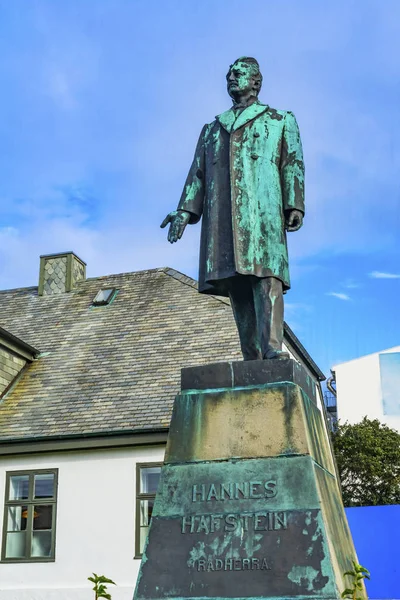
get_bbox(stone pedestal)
[134,359,363,600]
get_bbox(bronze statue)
[161,57,304,360]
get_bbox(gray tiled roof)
[0,268,242,440]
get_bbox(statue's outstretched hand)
[160,210,191,243]
[285,209,303,232]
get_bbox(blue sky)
[0,0,400,375]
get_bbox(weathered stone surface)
[166,382,335,475]
[139,509,333,599]
[181,357,316,403]
[135,453,356,600]
[134,374,362,600]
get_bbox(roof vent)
[92,288,117,306]
[38,252,86,296]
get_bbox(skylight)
[92,288,116,306]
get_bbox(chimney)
[38,252,86,296]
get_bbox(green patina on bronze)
[178,103,304,295]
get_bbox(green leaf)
[100,577,116,585]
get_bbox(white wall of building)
[0,444,165,600]
[334,346,400,431]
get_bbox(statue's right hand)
[160,210,191,243]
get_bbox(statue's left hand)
[285,209,303,232]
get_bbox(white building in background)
[333,346,400,431]
[0,252,326,600]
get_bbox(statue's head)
[226,57,263,101]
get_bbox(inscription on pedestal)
[181,479,287,572]
[137,458,332,599]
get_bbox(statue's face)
[227,61,258,99]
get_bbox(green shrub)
[88,573,116,600]
[341,561,370,600]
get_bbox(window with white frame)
[135,463,162,557]
[2,469,58,562]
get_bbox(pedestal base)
[134,361,363,600]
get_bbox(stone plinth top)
[181,357,316,403]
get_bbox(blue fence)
[346,505,400,599]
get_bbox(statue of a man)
[161,57,304,361]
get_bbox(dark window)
[92,288,117,306]
[135,463,162,558]
[2,470,58,562]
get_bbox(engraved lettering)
[225,513,237,531]
[249,481,263,499]
[210,514,222,532]
[221,482,234,499]
[207,484,218,501]
[261,558,271,570]
[197,559,206,571]
[206,559,215,571]
[196,557,272,571]
[274,511,287,530]
[191,480,278,502]
[197,515,210,534]
[225,558,233,571]
[264,480,277,498]
[181,515,196,533]
[215,558,223,570]
[192,484,206,502]
[254,513,265,531]
[234,481,249,499]
[181,511,289,533]
[241,514,250,531]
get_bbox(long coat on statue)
[178,101,305,297]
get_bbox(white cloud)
[326,292,351,301]
[369,271,400,279]
[342,279,360,289]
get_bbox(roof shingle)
[0,267,242,440]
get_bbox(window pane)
[140,467,161,494]
[9,475,29,500]
[140,498,154,527]
[7,506,28,531]
[139,499,154,553]
[34,474,55,499]
[5,531,26,558]
[31,531,52,558]
[33,505,53,530]
[140,526,149,554]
